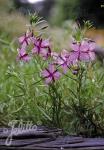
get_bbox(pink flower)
[32,38,50,55]
[19,32,32,48]
[51,52,59,61]
[42,65,61,84]
[17,48,31,62]
[70,40,96,63]
[54,50,71,73]
[41,47,51,59]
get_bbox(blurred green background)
[0,0,104,45]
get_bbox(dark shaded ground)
[0,126,104,150]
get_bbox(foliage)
[0,14,104,138]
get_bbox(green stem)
[49,84,62,127]
[77,67,84,105]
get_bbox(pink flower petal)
[19,36,24,43]
[18,33,31,47]
[41,48,51,59]
[89,41,96,51]
[56,56,65,65]
[41,49,47,56]
[71,42,80,51]
[48,64,55,73]
[41,39,49,47]
[45,77,52,84]
[32,47,40,54]
[41,70,49,77]
[89,51,96,60]
[79,53,90,61]
[54,72,61,80]
[61,49,69,57]
[69,52,79,64]
[17,48,25,56]
[80,41,89,52]
[22,55,31,62]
